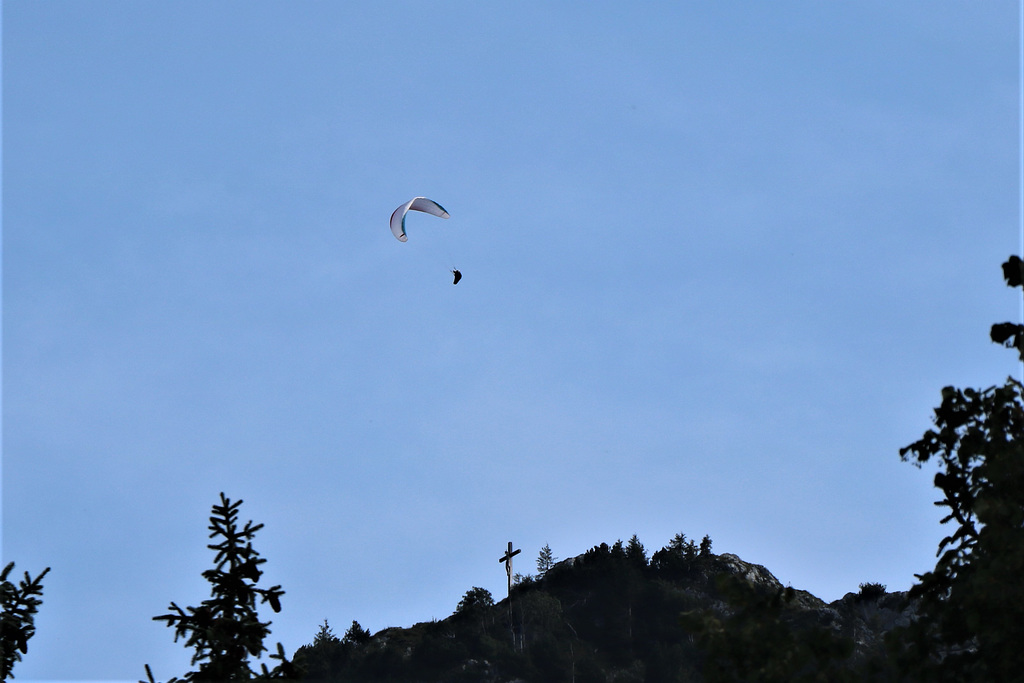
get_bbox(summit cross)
[498,541,521,597]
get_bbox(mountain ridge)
[293,539,914,682]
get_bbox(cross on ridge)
[498,541,521,592]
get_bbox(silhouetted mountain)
[293,538,913,682]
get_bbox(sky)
[1,2,1020,680]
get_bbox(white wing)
[390,197,450,242]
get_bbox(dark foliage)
[990,255,1024,356]
[889,256,1024,681]
[454,587,494,618]
[681,575,857,683]
[145,492,295,682]
[0,561,50,680]
[292,533,908,682]
[342,621,371,646]
[536,544,557,577]
[857,582,888,602]
[293,621,347,682]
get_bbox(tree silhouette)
[0,561,50,680]
[891,256,1024,680]
[455,587,494,617]
[650,531,711,577]
[145,492,294,682]
[625,535,648,567]
[990,254,1024,358]
[293,620,346,681]
[668,532,698,560]
[536,544,557,576]
[311,620,339,649]
[342,621,371,646]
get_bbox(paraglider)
[391,197,461,284]
[390,197,449,242]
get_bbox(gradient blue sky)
[2,2,1020,680]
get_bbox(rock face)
[293,546,914,682]
[696,552,914,663]
[828,589,917,658]
[714,553,784,590]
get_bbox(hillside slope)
[293,542,913,682]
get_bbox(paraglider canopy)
[451,269,462,285]
[390,197,449,242]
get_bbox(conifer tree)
[667,532,698,560]
[294,619,345,680]
[342,621,371,646]
[667,532,687,552]
[0,561,50,680]
[146,492,294,682]
[312,619,339,648]
[625,534,648,566]
[536,543,557,576]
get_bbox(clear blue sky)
[2,2,1019,680]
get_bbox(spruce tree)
[312,620,339,648]
[0,561,50,680]
[625,535,648,566]
[667,532,698,560]
[146,492,294,681]
[342,621,371,646]
[536,544,557,576]
[294,620,344,680]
